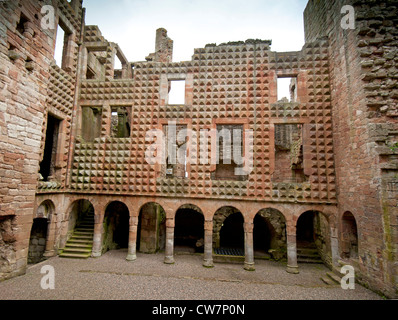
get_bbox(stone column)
[43,217,56,258]
[126,215,138,261]
[91,214,103,258]
[330,227,340,266]
[203,219,214,268]
[244,222,255,271]
[121,63,128,78]
[164,217,175,264]
[286,233,299,274]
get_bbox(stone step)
[64,242,93,249]
[320,275,337,286]
[297,245,322,264]
[67,238,93,245]
[320,271,342,286]
[326,271,342,284]
[76,226,94,231]
[297,257,323,264]
[71,234,93,240]
[297,247,319,254]
[74,231,94,236]
[332,264,346,277]
[78,223,94,228]
[59,252,91,259]
[59,222,95,259]
[297,251,321,258]
[297,251,322,262]
[62,247,92,253]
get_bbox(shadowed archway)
[102,201,130,253]
[213,206,244,256]
[174,204,204,254]
[253,208,286,260]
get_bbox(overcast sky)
[57,0,309,100]
[81,0,309,63]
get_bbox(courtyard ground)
[0,249,382,300]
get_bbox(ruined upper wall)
[68,28,336,205]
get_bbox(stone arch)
[174,204,204,253]
[213,206,244,252]
[296,210,331,265]
[35,199,55,221]
[341,211,358,259]
[28,200,55,264]
[102,201,130,253]
[67,199,95,234]
[59,199,95,250]
[137,202,166,253]
[253,208,287,260]
[28,218,49,264]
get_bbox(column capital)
[94,214,104,224]
[165,217,175,228]
[204,220,213,231]
[244,221,254,233]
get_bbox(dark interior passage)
[341,212,358,259]
[297,211,315,244]
[174,207,204,253]
[253,214,272,253]
[219,212,244,250]
[28,218,48,264]
[103,201,130,251]
[39,114,60,181]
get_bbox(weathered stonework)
[0,0,396,298]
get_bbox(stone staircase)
[320,259,357,286]
[59,213,94,259]
[297,242,323,264]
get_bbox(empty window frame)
[113,54,123,79]
[110,107,131,138]
[54,19,72,71]
[277,77,297,102]
[168,80,186,105]
[163,124,188,178]
[214,124,246,181]
[85,50,106,80]
[273,123,306,183]
[40,114,61,181]
[81,107,102,142]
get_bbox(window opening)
[168,80,186,105]
[277,77,297,102]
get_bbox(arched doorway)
[341,211,358,259]
[137,202,166,254]
[253,208,286,260]
[60,199,94,258]
[102,201,130,253]
[174,204,204,254]
[28,218,48,264]
[296,210,331,265]
[213,206,244,256]
[28,200,53,264]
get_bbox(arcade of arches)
[29,196,360,274]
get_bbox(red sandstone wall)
[72,36,336,205]
[0,0,82,280]
[304,0,398,297]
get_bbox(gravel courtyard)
[0,249,382,300]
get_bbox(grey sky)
[82,0,309,63]
[56,0,309,100]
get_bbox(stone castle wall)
[0,0,396,297]
[0,0,82,280]
[304,0,398,297]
